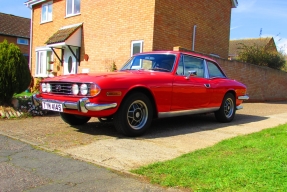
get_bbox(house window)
[35,49,53,77]
[41,1,53,23]
[131,40,143,57]
[66,0,81,16]
[17,38,29,45]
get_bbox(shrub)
[236,43,286,70]
[0,40,31,105]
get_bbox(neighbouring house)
[24,0,238,77]
[0,12,31,63]
[228,37,278,60]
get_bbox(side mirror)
[185,70,197,80]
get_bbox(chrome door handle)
[204,84,211,88]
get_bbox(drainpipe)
[192,25,197,51]
[26,3,33,72]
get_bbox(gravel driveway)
[1,102,287,172]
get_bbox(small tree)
[236,43,286,70]
[0,40,31,105]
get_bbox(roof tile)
[0,12,30,38]
[45,25,82,45]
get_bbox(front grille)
[50,82,73,95]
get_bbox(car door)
[206,60,228,107]
[171,54,212,110]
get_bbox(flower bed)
[17,96,49,116]
[0,96,53,119]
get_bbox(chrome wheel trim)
[224,98,234,118]
[127,100,148,130]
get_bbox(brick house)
[0,12,31,63]
[25,0,238,77]
[228,37,278,60]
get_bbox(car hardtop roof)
[134,51,218,63]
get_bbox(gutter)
[231,0,238,8]
[24,0,46,7]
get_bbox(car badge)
[55,84,61,92]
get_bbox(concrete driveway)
[0,102,287,172]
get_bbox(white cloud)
[230,26,242,30]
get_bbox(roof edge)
[24,0,46,7]
[231,0,238,8]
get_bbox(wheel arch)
[119,86,158,119]
[225,90,236,99]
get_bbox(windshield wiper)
[149,67,171,72]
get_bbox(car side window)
[177,55,204,77]
[207,61,226,78]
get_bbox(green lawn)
[13,91,33,98]
[132,124,287,191]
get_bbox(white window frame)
[35,47,53,77]
[17,38,29,45]
[66,0,81,17]
[131,40,143,57]
[41,1,53,23]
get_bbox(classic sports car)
[33,51,249,136]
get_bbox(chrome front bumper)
[238,95,249,100]
[32,94,117,113]
[236,95,249,110]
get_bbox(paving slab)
[0,102,287,173]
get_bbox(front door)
[64,47,78,75]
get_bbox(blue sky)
[0,0,286,54]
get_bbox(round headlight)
[80,84,88,95]
[41,83,47,92]
[46,83,51,93]
[72,84,79,95]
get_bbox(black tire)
[60,113,91,125]
[113,92,153,137]
[98,116,113,123]
[214,93,235,123]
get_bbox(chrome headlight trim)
[80,84,88,95]
[41,83,47,93]
[46,83,51,93]
[72,84,79,95]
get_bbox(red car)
[33,51,249,136]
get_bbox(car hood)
[42,70,171,88]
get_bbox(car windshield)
[120,54,176,72]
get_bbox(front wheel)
[214,93,235,123]
[113,92,153,137]
[60,113,91,125]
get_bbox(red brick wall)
[31,0,234,76]
[0,35,30,55]
[31,0,155,75]
[153,0,232,58]
[214,58,287,102]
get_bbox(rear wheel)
[214,93,235,123]
[113,92,153,137]
[60,113,91,125]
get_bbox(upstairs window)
[17,38,29,45]
[66,0,81,17]
[41,1,53,23]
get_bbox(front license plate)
[42,101,63,112]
